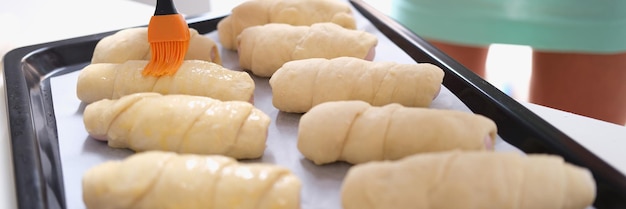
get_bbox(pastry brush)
[143,0,190,76]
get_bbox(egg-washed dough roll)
[83,93,270,159]
[76,60,254,104]
[217,0,356,50]
[83,151,301,209]
[342,150,596,209]
[298,101,497,165]
[270,57,444,113]
[91,27,221,65]
[238,23,378,77]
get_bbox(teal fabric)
[390,0,626,53]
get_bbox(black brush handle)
[154,0,178,15]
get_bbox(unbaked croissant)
[83,92,270,159]
[76,59,254,104]
[341,150,596,209]
[298,101,497,165]
[91,27,221,65]
[217,0,356,50]
[238,23,378,77]
[83,151,301,209]
[270,57,444,113]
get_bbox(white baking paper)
[50,8,521,209]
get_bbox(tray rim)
[3,8,626,209]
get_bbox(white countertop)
[2,0,625,209]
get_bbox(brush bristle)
[143,13,190,77]
[143,40,189,76]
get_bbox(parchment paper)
[51,7,521,209]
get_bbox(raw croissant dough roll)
[76,60,254,103]
[217,0,356,50]
[91,27,221,65]
[270,57,444,113]
[83,151,301,209]
[298,101,497,165]
[83,93,270,159]
[238,23,378,77]
[342,151,596,209]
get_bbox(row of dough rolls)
[298,101,497,165]
[270,57,444,113]
[80,19,268,158]
[80,8,304,209]
[83,92,270,160]
[83,151,301,209]
[315,101,598,209]
[237,23,378,77]
[217,0,357,50]
[341,150,596,209]
[306,102,598,208]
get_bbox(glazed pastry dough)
[76,60,254,103]
[83,93,270,159]
[217,0,356,50]
[238,23,378,77]
[91,27,221,65]
[341,151,596,209]
[83,151,301,209]
[270,57,444,113]
[298,101,497,165]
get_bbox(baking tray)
[2,14,227,209]
[3,0,626,208]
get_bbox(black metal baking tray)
[3,2,625,208]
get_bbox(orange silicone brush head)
[143,0,190,77]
